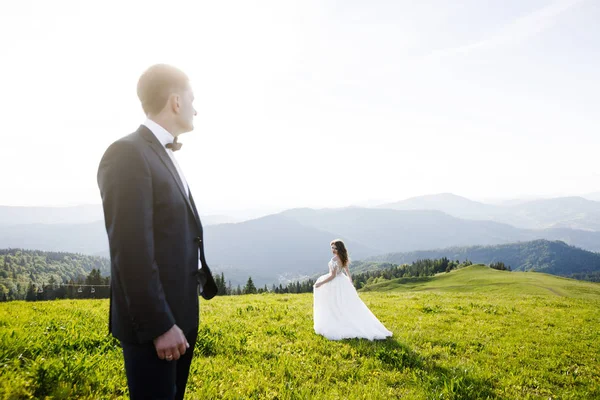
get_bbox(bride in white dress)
[313,239,392,341]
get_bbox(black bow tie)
[166,137,182,152]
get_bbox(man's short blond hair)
[137,64,189,116]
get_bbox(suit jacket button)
[194,237,202,244]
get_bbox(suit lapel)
[138,126,201,231]
[188,191,203,232]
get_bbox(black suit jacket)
[97,125,216,344]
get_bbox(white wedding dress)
[313,258,392,340]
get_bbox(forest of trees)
[212,273,315,296]
[369,239,600,279]
[0,249,109,301]
[489,261,511,271]
[569,271,600,282]
[351,257,471,289]
[221,258,477,296]
[258,257,478,294]
[0,248,522,301]
[22,268,110,301]
[3,238,600,301]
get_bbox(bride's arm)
[314,271,336,288]
[314,262,338,288]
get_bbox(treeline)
[490,261,511,271]
[19,258,488,301]
[225,258,480,295]
[0,249,109,301]
[568,271,600,282]
[212,273,316,295]
[19,269,110,301]
[1,247,516,301]
[352,258,472,289]
[367,240,600,281]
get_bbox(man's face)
[177,84,197,133]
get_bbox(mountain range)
[379,193,600,231]
[3,193,600,285]
[365,239,600,277]
[0,205,238,227]
[3,240,599,295]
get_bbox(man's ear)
[168,93,180,113]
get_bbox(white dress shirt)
[143,118,189,197]
[143,119,203,281]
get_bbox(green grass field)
[362,264,600,299]
[1,265,599,399]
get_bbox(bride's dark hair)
[331,239,350,267]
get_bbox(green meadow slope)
[361,264,600,299]
[0,266,599,399]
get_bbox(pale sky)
[1,0,598,214]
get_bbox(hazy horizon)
[2,191,600,216]
[1,0,598,213]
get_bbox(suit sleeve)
[98,141,175,343]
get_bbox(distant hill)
[204,214,378,285]
[279,207,600,252]
[3,238,599,297]
[378,193,497,220]
[0,215,377,286]
[4,207,600,286]
[7,193,600,232]
[0,205,104,225]
[0,249,109,300]
[202,215,240,225]
[0,205,234,227]
[280,207,529,252]
[507,197,600,230]
[582,191,600,202]
[0,221,109,254]
[361,264,600,300]
[378,194,600,231]
[366,239,600,277]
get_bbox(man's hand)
[153,324,189,361]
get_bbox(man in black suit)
[97,64,216,400]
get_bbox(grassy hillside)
[367,239,600,279]
[0,267,599,399]
[361,264,600,299]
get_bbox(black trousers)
[121,328,198,400]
